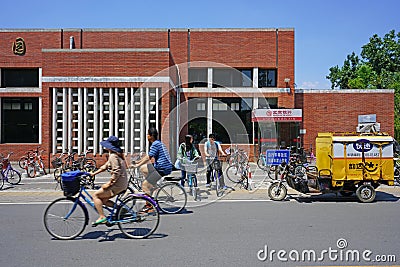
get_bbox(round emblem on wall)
[12,37,26,56]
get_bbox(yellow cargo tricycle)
[268,132,395,202]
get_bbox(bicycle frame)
[2,163,21,182]
[66,184,158,225]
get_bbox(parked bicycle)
[226,145,248,167]
[43,171,159,240]
[18,147,47,178]
[53,149,97,189]
[0,152,22,189]
[127,155,187,214]
[225,161,250,190]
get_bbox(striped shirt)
[149,139,172,174]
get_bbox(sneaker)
[141,203,155,213]
[223,186,228,190]
[205,183,211,188]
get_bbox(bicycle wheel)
[155,182,187,214]
[27,163,36,178]
[84,158,97,172]
[117,195,159,239]
[54,168,63,183]
[257,156,267,170]
[294,165,307,179]
[240,175,249,190]
[43,198,87,240]
[215,172,223,197]
[6,169,21,185]
[226,165,242,183]
[39,160,47,175]
[394,165,400,184]
[18,157,27,169]
[0,177,4,190]
[267,165,279,180]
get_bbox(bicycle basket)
[182,163,198,173]
[211,160,222,170]
[61,171,85,196]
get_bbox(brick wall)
[296,89,395,151]
[0,30,61,67]
[42,50,170,77]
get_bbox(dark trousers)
[206,159,225,187]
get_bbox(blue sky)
[1,0,399,89]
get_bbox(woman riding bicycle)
[177,134,200,187]
[90,136,128,226]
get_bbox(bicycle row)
[18,146,47,178]
[51,149,97,188]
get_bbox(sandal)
[92,217,107,226]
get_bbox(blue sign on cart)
[266,150,290,166]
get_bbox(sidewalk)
[1,165,399,204]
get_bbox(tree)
[326,30,400,139]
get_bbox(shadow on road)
[72,229,169,241]
[292,191,399,203]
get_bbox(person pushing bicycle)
[204,133,227,189]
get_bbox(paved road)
[1,200,399,266]
[1,166,400,266]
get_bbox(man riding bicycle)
[132,127,173,196]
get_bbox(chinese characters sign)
[252,109,302,122]
[265,150,290,166]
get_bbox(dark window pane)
[258,69,277,87]
[1,69,39,87]
[1,98,39,143]
[213,68,253,88]
[188,68,207,87]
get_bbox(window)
[212,100,228,111]
[212,98,253,143]
[213,68,253,87]
[188,68,207,87]
[196,102,206,111]
[258,69,277,87]
[231,103,240,111]
[258,97,278,109]
[1,98,39,143]
[1,68,39,87]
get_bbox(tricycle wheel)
[356,184,376,203]
[268,182,287,201]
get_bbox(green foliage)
[326,30,400,139]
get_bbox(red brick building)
[0,28,394,163]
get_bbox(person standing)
[204,133,227,189]
[177,134,200,187]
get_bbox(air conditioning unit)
[356,123,380,133]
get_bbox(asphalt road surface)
[1,195,400,266]
[1,168,399,266]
